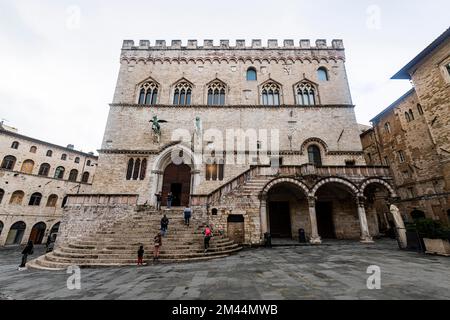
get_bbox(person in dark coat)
[19,241,34,269]
[167,192,173,209]
[137,245,144,266]
[183,206,192,227]
[155,193,162,211]
[160,215,169,236]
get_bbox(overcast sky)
[0,0,448,154]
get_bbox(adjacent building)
[362,28,450,224]
[0,124,98,246]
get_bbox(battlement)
[122,39,345,50]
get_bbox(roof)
[392,27,450,79]
[370,88,416,123]
[0,126,98,159]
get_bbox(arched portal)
[5,221,26,245]
[411,210,426,221]
[314,180,358,240]
[162,163,191,207]
[29,222,47,244]
[263,178,309,239]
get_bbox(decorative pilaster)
[356,196,374,243]
[260,196,268,240]
[308,196,322,244]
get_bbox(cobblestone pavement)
[0,240,449,300]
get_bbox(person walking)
[160,214,169,236]
[19,240,34,270]
[203,225,213,254]
[137,245,145,266]
[183,206,192,227]
[155,192,162,211]
[153,232,162,262]
[167,192,173,209]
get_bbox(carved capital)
[308,196,317,208]
[356,196,366,208]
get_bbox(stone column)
[191,169,201,194]
[151,170,163,206]
[356,196,374,243]
[308,196,322,244]
[260,196,268,240]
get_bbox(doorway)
[316,201,336,239]
[268,201,292,238]
[6,221,27,245]
[162,163,191,207]
[29,222,47,244]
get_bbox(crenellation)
[300,39,311,49]
[332,39,344,49]
[122,40,134,49]
[252,39,262,48]
[220,40,230,48]
[204,39,214,48]
[139,40,150,49]
[283,39,294,48]
[171,40,182,49]
[155,40,166,48]
[268,39,278,48]
[236,39,246,48]
[187,39,198,49]
[316,39,327,49]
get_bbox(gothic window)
[398,150,405,163]
[173,81,192,105]
[0,189,4,204]
[247,67,257,81]
[46,150,53,157]
[308,145,322,166]
[54,166,65,179]
[68,169,78,182]
[82,172,90,183]
[261,82,281,106]
[317,67,329,81]
[409,109,415,121]
[38,163,51,177]
[46,195,58,207]
[405,112,411,122]
[10,191,25,205]
[446,63,450,76]
[295,82,316,105]
[206,160,224,181]
[74,157,80,164]
[417,104,424,115]
[11,141,19,149]
[138,81,159,105]
[29,192,42,206]
[126,158,147,181]
[207,80,226,106]
[30,146,37,153]
[61,154,67,161]
[1,155,16,170]
[20,160,35,174]
[86,160,91,166]
[384,122,391,134]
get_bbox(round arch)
[300,138,329,154]
[360,178,397,198]
[6,221,27,245]
[261,177,310,198]
[29,222,47,244]
[311,177,359,196]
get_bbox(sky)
[0,0,449,154]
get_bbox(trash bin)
[298,229,307,243]
[264,232,272,248]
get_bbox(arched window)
[409,109,415,121]
[1,155,16,170]
[295,82,316,105]
[30,146,37,153]
[206,160,225,181]
[317,67,329,81]
[0,221,3,237]
[20,160,35,174]
[61,196,68,208]
[68,169,78,182]
[133,159,141,180]
[308,145,322,166]
[46,150,53,157]
[6,221,26,245]
[38,163,51,177]
[10,191,25,205]
[384,122,391,134]
[261,82,281,106]
[54,166,65,179]
[11,141,19,149]
[140,159,147,180]
[173,81,192,105]
[207,80,226,106]
[74,157,80,164]
[86,160,91,166]
[0,189,4,204]
[417,104,424,115]
[29,192,42,206]
[126,159,134,180]
[61,154,67,161]
[46,195,58,207]
[138,81,159,105]
[405,112,411,122]
[247,67,257,81]
[82,172,90,183]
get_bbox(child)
[137,245,144,266]
[203,226,213,253]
